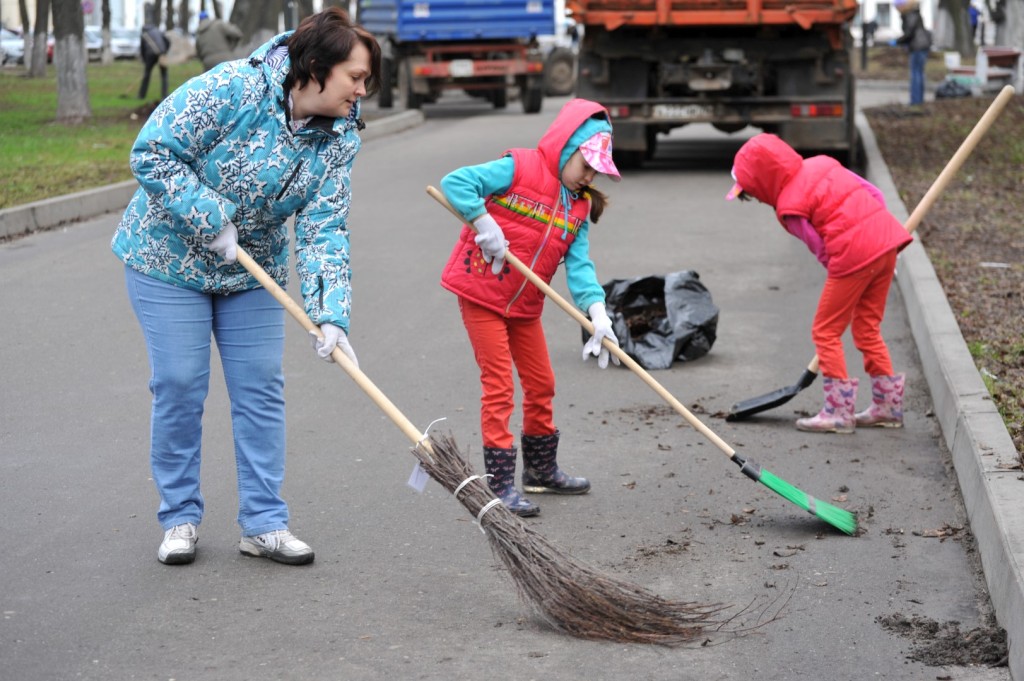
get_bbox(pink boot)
[796,377,858,434]
[855,373,905,428]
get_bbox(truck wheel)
[645,127,659,160]
[491,86,508,109]
[521,85,543,114]
[378,57,394,109]
[400,60,421,110]
[543,47,576,96]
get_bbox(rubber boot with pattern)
[483,446,539,517]
[855,373,905,428]
[795,377,858,434]
[521,430,591,494]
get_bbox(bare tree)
[230,0,283,44]
[29,0,49,77]
[939,0,974,56]
[178,0,191,33]
[17,0,35,67]
[100,0,113,64]
[51,0,91,123]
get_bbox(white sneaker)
[239,529,314,565]
[158,523,197,565]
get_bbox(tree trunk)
[29,0,50,77]
[165,0,174,30]
[178,0,191,34]
[52,0,91,124]
[100,0,113,64]
[938,0,974,56]
[230,0,283,45]
[18,0,31,31]
[997,0,1023,48]
[18,0,35,65]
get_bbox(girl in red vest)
[439,99,621,516]
[727,133,912,433]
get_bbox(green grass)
[0,60,204,208]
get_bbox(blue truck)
[357,0,554,113]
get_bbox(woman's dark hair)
[285,7,382,97]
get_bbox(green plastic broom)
[427,185,857,535]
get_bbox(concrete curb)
[859,110,1024,678]
[0,109,424,241]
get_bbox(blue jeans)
[909,49,927,105]
[125,266,289,536]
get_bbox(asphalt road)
[0,94,1010,680]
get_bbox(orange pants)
[459,298,556,449]
[812,249,899,379]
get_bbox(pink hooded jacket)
[733,133,912,277]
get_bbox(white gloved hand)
[207,222,238,264]
[472,213,508,275]
[309,323,359,367]
[582,302,620,369]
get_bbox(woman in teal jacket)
[112,8,380,566]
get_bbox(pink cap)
[579,131,621,182]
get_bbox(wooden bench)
[948,46,1022,92]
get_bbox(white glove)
[207,222,238,264]
[309,323,359,367]
[472,213,507,275]
[582,302,620,369]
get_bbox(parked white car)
[84,26,103,61]
[1,27,25,65]
[110,27,140,59]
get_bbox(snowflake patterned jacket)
[111,32,362,332]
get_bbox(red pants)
[812,249,899,379]
[459,298,556,449]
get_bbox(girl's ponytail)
[587,186,608,223]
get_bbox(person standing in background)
[895,0,932,106]
[138,22,169,100]
[968,3,981,45]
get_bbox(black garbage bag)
[935,78,972,99]
[584,270,719,370]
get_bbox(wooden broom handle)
[807,84,1015,375]
[235,246,432,450]
[426,185,739,458]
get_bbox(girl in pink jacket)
[727,133,912,433]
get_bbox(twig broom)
[426,186,857,535]
[235,245,732,644]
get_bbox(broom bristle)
[757,468,858,535]
[414,432,748,645]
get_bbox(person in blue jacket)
[112,8,380,566]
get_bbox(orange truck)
[566,0,861,168]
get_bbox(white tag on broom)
[407,417,447,493]
[407,462,429,493]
